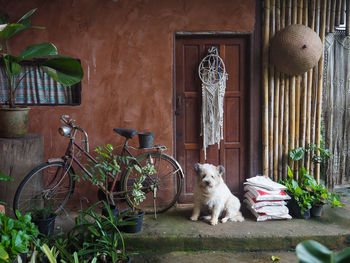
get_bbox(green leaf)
[20,42,58,59]
[11,62,21,75]
[0,173,13,182]
[296,240,332,263]
[287,166,293,179]
[335,247,350,263]
[41,56,84,86]
[0,23,26,40]
[40,244,57,263]
[289,147,305,161]
[0,244,9,260]
[17,8,36,25]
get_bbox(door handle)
[175,96,182,116]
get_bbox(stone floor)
[55,187,350,262]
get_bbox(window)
[0,59,81,106]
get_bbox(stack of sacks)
[243,175,292,222]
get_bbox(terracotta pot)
[0,107,30,138]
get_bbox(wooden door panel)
[225,97,240,142]
[175,36,249,203]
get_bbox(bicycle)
[13,115,184,216]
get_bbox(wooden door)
[175,35,249,203]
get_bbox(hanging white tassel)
[198,47,228,160]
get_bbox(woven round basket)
[270,24,323,76]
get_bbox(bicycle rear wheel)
[122,152,183,214]
[13,161,75,216]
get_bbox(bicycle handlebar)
[60,115,89,152]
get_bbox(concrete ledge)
[125,232,350,252]
[124,203,350,253]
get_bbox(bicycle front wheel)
[13,161,75,216]
[122,152,183,214]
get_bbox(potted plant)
[31,203,57,237]
[0,210,39,262]
[79,144,138,211]
[284,145,345,218]
[281,167,312,219]
[0,173,13,213]
[0,8,84,138]
[53,201,130,263]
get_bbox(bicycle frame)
[56,115,165,206]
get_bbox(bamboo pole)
[306,0,316,174]
[330,0,336,32]
[298,0,308,169]
[283,75,289,180]
[303,0,308,25]
[341,0,345,25]
[273,0,280,181]
[269,0,276,178]
[279,0,286,180]
[347,0,350,35]
[310,0,321,177]
[315,0,327,182]
[262,0,270,177]
[336,0,341,26]
[286,0,292,25]
[288,0,298,174]
[282,0,292,179]
[326,0,332,33]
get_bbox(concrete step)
[123,205,350,253]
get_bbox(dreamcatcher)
[198,47,228,160]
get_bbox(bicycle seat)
[113,128,138,139]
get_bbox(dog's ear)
[217,165,225,175]
[194,163,201,172]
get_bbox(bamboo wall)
[262,0,350,182]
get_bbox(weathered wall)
[1,0,256,207]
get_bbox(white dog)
[190,163,244,225]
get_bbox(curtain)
[323,31,350,188]
[0,65,75,105]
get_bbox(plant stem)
[5,39,10,54]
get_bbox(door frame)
[172,30,262,180]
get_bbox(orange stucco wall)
[2,0,256,207]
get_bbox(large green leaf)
[0,23,26,40]
[20,42,57,59]
[296,240,332,263]
[41,56,83,86]
[335,248,350,263]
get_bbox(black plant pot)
[33,215,56,236]
[102,204,119,217]
[138,132,154,148]
[120,210,145,233]
[311,204,324,217]
[287,197,311,219]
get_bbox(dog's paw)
[190,216,198,221]
[221,217,228,223]
[201,215,211,221]
[210,218,218,225]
